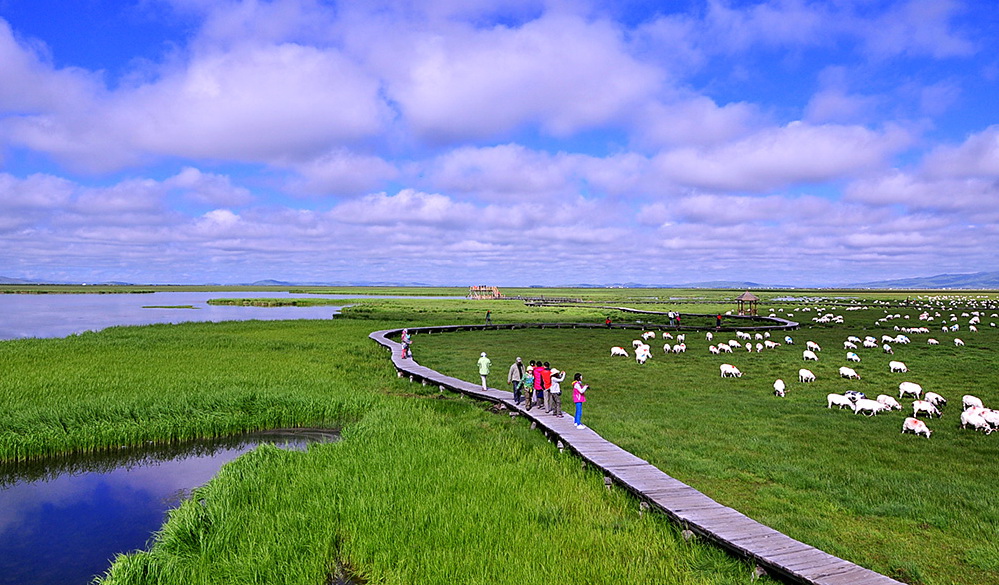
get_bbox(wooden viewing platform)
[370,321,905,585]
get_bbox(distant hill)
[0,276,36,284]
[849,271,999,289]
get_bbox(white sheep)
[924,392,947,409]
[902,417,932,438]
[755,333,763,340]
[912,400,941,418]
[847,336,861,343]
[877,395,902,410]
[798,368,816,383]
[963,395,983,410]
[827,393,853,409]
[672,343,686,354]
[728,340,742,348]
[705,332,713,341]
[635,344,652,364]
[784,336,794,344]
[863,339,878,348]
[764,340,780,349]
[927,338,939,345]
[774,379,786,397]
[954,338,965,346]
[844,341,857,350]
[708,345,720,354]
[854,398,887,416]
[802,350,819,361]
[610,346,628,357]
[960,410,993,434]
[632,339,644,348]
[898,381,922,399]
[755,343,763,353]
[719,343,733,353]
[846,352,860,362]
[642,331,656,340]
[839,366,860,380]
[806,341,822,352]
[889,360,908,373]
[676,334,685,343]
[720,364,743,378]
[662,332,673,340]
[882,343,894,354]
[663,343,671,354]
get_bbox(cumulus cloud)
[283,150,399,197]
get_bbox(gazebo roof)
[736,291,759,302]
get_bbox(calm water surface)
[0,430,337,585]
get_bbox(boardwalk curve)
[370,322,905,585]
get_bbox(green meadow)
[0,293,768,585]
[2,288,997,584]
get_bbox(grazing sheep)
[676,334,685,343]
[963,395,984,410]
[806,341,822,352]
[663,332,674,340]
[889,360,908,373]
[719,343,734,353]
[902,417,932,438]
[708,345,720,354]
[611,346,628,357]
[755,333,763,340]
[912,400,941,418]
[632,339,644,348]
[720,364,743,378]
[854,398,887,416]
[882,343,894,354]
[705,332,713,341]
[764,340,780,349]
[981,409,999,429]
[635,344,652,364]
[672,343,686,354]
[863,339,878,348]
[877,395,902,410]
[798,368,816,383]
[774,379,786,397]
[844,341,858,350]
[898,381,922,399]
[844,390,866,402]
[839,366,861,379]
[728,340,742,348]
[927,338,939,345]
[784,336,794,345]
[960,410,993,434]
[802,350,819,361]
[846,352,861,362]
[924,392,947,409]
[663,343,672,354]
[827,393,853,409]
[755,343,763,353]
[954,338,965,346]
[847,336,861,343]
[642,331,656,340]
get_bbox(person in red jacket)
[541,361,553,414]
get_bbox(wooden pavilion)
[735,291,759,316]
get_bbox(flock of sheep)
[608,299,999,440]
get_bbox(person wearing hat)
[549,367,566,417]
[477,352,492,391]
[507,357,525,404]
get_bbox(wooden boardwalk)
[369,324,905,585]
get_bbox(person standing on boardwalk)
[715,314,722,329]
[477,352,491,390]
[523,362,536,410]
[605,316,612,328]
[549,368,566,417]
[572,373,588,429]
[541,361,553,414]
[533,358,544,408]
[508,357,525,404]
[400,328,412,359]
[485,310,492,324]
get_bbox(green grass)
[414,299,999,585]
[0,308,766,585]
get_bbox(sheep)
[845,390,866,403]
[774,379,786,397]
[827,393,853,409]
[784,336,794,345]
[755,343,763,353]
[839,366,861,380]
[954,338,965,346]
[745,343,753,353]
[963,395,983,410]
[927,338,939,345]
[981,409,999,429]
[705,332,713,342]
[737,331,751,340]
[912,400,941,418]
[960,410,993,434]
[708,345,720,354]
[662,343,672,354]
[764,340,780,349]
[854,398,887,416]
[802,350,819,361]
[844,341,858,350]
[846,352,861,362]
[898,381,922,399]
[610,346,629,357]
[672,343,687,354]
[635,344,652,364]
[632,339,644,348]
[806,341,822,352]
[902,417,932,438]
[676,334,685,343]
[728,340,742,348]
[924,392,947,409]
[847,336,861,343]
[754,333,763,340]
[720,364,743,378]
[719,343,733,353]
[877,395,902,410]
[642,331,656,340]
[863,339,878,348]
[662,332,674,340]
[882,343,894,354]
[799,368,816,383]
[889,360,908,373]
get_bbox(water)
[0,429,338,585]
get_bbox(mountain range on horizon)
[5,272,999,290]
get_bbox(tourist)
[400,328,412,359]
[508,357,525,404]
[572,373,588,429]
[676,313,682,328]
[477,352,491,391]
[715,314,722,328]
[533,358,544,407]
[549,368,566,417]
[485,310,492,324]
[605,316,612,328]
[541,361,553,413]
[523,362,536,410]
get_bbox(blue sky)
[1,0,997,286]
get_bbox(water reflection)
[0,429,337,585]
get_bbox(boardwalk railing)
[370,322,904,585]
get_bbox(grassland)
[0,296,767,585]
[414,294,999,585]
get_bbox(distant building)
[468,285,503,300]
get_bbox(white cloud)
[284,150,399,197]
[921,125,999,178]
[165,167,255,207]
